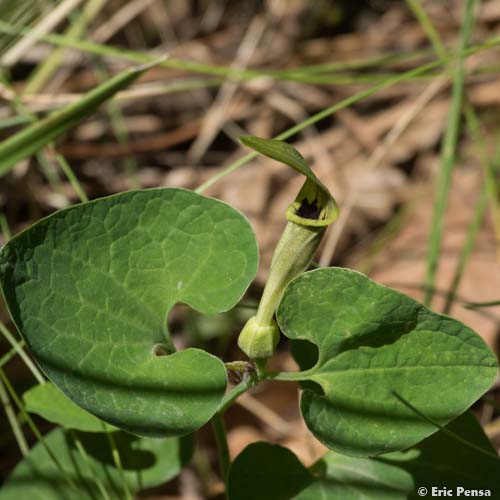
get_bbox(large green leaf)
[24,382,117,433]
[0,427,194,499]
[277,267,498,456]
[228,412,499,499]
[0,188,258,436]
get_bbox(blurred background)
[1,0,500,497]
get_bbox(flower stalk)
[237,136,339,362]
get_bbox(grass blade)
[24,0,107,94]
[0,321,44,383]
[442,184,488,314]
[0,61,157,176]
[0,377,29,456]
[423,0,477,305]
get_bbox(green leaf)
[277,267,498,456]
[228,412,499,500]
[0,188,258,436]
[298,411,500,499]
[0,427,194,499]
[0,62,156,176]
[227,442,313,500]
[24,382,117,433]
[240,136,339,227]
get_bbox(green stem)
[24,0,107,94]
[71,430,111,500]
[0,367,79,492]
[443,183,488,314]
[0,212,12,241]
[0,344,22,368]
[0,321,44,383]
[210,375,258,482]
[217,376,255,414]
[55,152,89,203]
[211,413,230,482]
[464,300,500,309]
[0,376,29,456]
[105,430,133,500]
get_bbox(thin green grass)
[408,0,497,312]
[441,101,500,314]
[405,0,448,60]
[195,55,462,193]
[55,152,89,203]
[0,19,499,84]
[0,0,48,57]
[71,430,111,500]
[443,184,488,314]
[0,341,25,369]
[94,60,140,189]
[24,0,107,94]
[0,72,71,203]
[393,391,500,462]
[0,60,154,176]
[0,212,12,241]
[464,300,500,309]
[0,377,29,456]
[105,430,133,500]
[0,367,80,492]
[422,0,477,306]
[0,322,44,383]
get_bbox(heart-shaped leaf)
[0,427,194,499]
[24,382,117,432]
[228,412,499,499]
[0,188,258,436]
[277,267,498,456]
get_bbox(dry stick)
[186,15,267,164]
[91,0,156,43]
[0,79,222,110]
[0,0,84,67]
[44,0,157,92]
[318,76,447,267]
[24,0,108,94]
[236,393,295,436]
